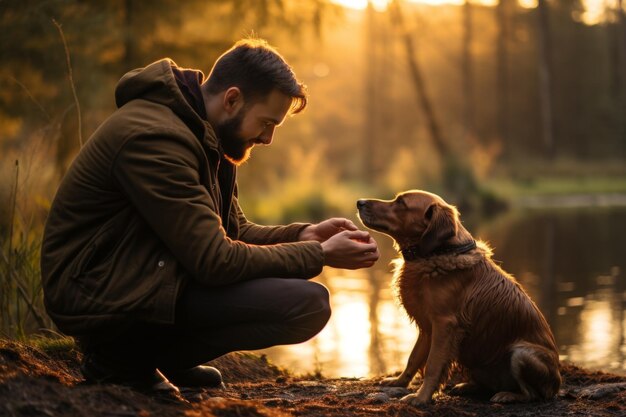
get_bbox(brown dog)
[357,190,560,406]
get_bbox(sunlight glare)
[378,302,415,368]
[331,0,611,21]
[518,0,538,8]
[331,0,503,9]
[579,0,614,25]
[569,300,616,368]
[332,0,389,10]
[327,296,371,376]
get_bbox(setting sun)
[331,0,497,10]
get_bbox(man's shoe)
[161,365,223,388]
[81,354,181,395]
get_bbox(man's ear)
[223,87,243,114]
[420,203,458,255]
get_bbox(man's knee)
[288,281,331,341]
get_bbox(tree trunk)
[124,0,137,68]
[496,0,510,157]
[616,0,626,156]
[389,0,480,200]
[389,0,448,158]
[462,0,475,143]
[364,1,378,183]
[536,0,556,158]
[617,0,626,157]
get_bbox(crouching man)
[41,39,379,397]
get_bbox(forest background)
[1,0,625,343]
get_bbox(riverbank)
[1,339,625,417]
[485,173,626,209]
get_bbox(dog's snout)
[357,200,367,210]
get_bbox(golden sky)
[330,0,612,25]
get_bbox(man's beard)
[215,110,252,166]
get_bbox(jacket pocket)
[71,244,96,279]
[70,222,117,284]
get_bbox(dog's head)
[357,190,460,256]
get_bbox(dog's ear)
[420,203,458,255]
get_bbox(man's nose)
[258,126,275,145]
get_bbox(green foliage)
[0,190,51,338]
[0,133,57,338]
[280,192,345,224]
[486,158,626,199]
[28,334,77,357]
[0,0,336,161]
[0,220,49,338]
[239,144,367,224]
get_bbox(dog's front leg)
[381,331,430,387]
[401,317,459,406]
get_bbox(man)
[41,38,379,396]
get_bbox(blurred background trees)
[2,0,624,200]
[2,0,624,368]
[1,0,625,227]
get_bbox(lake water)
[260,206,626,377]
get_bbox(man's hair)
[206,38,307,114]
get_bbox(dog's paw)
[400,393,430,407]
[379,377,409,387]
[449,382,481,397]
[490,391,528,403]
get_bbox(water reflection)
[259,207,626,377]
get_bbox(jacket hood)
[115,59,217,146]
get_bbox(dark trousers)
[80,278,331,372]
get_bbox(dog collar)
[401,240,477,261]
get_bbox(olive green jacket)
[40,59,324,334]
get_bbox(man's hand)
[299,218,359,243]
[300,218,379,269]
[320,230,379,270]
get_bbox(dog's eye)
[395,197,408,209]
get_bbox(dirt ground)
[1,339,625,417]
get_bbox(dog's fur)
[357,190,561,406]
